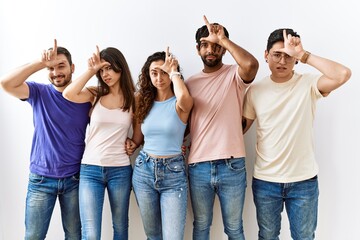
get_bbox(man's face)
[198,40,224,68]
[265,41,296,81]
[47,54,73,88]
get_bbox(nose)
[279,55,287,64]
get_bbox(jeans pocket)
[72,172,80,181]
[135,155,145,167]
[166,158,185,173]
[227,157,246,171]
[29,173,44,184]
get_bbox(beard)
[201,55,222,68]
[49,74,71,88]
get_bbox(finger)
[96,45,100,56]
[165,46,170,57]
[203,15,211,32]
[53,39,57,53]
[282,29,287,42]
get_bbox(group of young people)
[0,15,351,240]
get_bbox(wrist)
[169,71,181,80]
[300,51,311,64]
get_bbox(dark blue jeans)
[79,164,132,240]
[188,158,247,240]
[252,176,319,240]
[25,172,81,240]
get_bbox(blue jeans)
[25,172,81,240]
[79,164,132,240]
[188,158,247,240]
[252,176,319,240]
[132,150,188,240]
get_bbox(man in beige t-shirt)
[243,28,351,239]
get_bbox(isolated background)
[1,0,359,239]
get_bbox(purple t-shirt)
[26,82,91,178]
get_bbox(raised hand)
[200,15,226,44]
[159,46,178,74]
[40,39,63,67]
[279,29,305,58]
[87,45,109,73]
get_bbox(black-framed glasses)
[269,52,295,63]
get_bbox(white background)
[0,0,359,239]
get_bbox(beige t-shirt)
[186,64,249,164]
[243,72,323,183]
[81,101,132,167]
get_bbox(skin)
[126,47,193,157]
[197,15,259,83]
[0,39,74,99]
[243,30,352,133]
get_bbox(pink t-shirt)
[185,64,249,164]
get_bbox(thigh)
[59,174,81,239]
[25,173,58,240]
[217,158,247,237]
[78,165,106,235]
[252,178,284,239]
[132,153,162,237]
[286,176,319,240]
[107,166,132,220]
[161,158,188,240]
[188,162,215,223]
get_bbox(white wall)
[1,0,359,239]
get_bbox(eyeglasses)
[269,52,295,63]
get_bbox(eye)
[273,53,281,58]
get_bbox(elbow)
[340,67,352,84]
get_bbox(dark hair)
[93,47,135,112]
[195,23,229,47]
[48,46,73,65]
[134,51,182,123]
[266,28,300,51]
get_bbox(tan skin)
[62,45,124,108]
[126,47,193,157]
[243,30,352,133]
[198,15,259,82]
[0,39,74,99]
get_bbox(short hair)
[195,23,229,47]
[266,28,300,51]
[48,46,72,65]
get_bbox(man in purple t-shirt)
[0,40,91,239]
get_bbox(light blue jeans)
[188,157,247,240]
[79,164,132,240]
[252,176,319,240]
[25,172,81,240]
[132,150,188,240]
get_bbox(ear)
[264,50,269,63]
[71,64,75,73]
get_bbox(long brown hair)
[92,47,135,112]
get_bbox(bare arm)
[63,46,107,103]
[160,47,193,123]
[0,39,61,99]
[281,30,351,96]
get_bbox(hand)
[125,138,137,156]
[200,15,226,44]
[159,46,178,74]
[278,29,305,59]
[40,39,63,67]
[87,45,109,73]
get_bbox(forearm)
[219,38,259,82]
[172,75,193,113]
[63,69,96,102]
[0,60,45,90]
[305,53,351,85]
